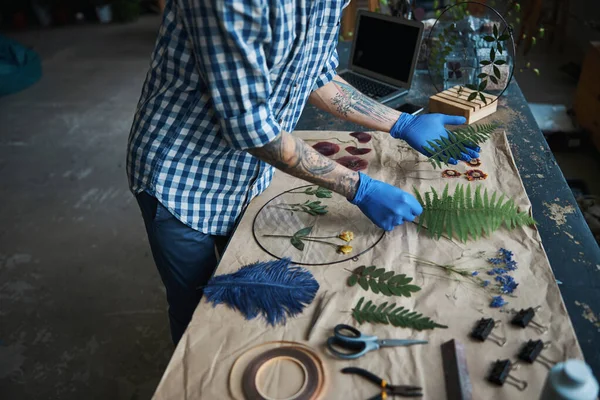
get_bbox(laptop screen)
[352,14,421,84]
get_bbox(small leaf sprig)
[466,24,509,103]
[352,297,448,330]
[269,200,328,216]
[264,226,354,254]
[347,266,421,297]
[289,186,332,199]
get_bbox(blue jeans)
[136,191,229,344]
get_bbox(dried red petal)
[345,146,372,155]
[349,132,372,143]
[336,156,369,171]
[312,141,340,156]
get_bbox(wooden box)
[429,86,498,124]
[574,42,600,152]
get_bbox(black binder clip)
[487,359,528,391]
[511,307,548,334]
[516,339,556,369]
[470,318,506,347]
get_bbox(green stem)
[262,234,294,239]
[301,238,339,248]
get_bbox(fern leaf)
[413,184,536,242]
[352,297,447,330]
[425,123,498,169]
[347,266,421,298]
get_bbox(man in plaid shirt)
[128,0,478,344]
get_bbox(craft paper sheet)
[152,131,583,400]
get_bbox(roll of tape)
[242,348,320,400]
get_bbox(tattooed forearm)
[331,80,397,124]
[309,76,401,132]
[248,131,359,199]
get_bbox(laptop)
[339,11,424,104]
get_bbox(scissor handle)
[327,336,370,359]
[334,324,377,342]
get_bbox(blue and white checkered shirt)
[127,0,344,235]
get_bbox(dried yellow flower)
[338,245,353,254]
[338,231,354,242]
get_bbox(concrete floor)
[0,18,172,399]
[1,15,599,400]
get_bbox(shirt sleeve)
[178,0,281,150]
[313,48,339,90]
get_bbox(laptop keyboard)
[339,72,397,100]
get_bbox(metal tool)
[511,307,548,334]
[441,339,472,400]
[487,359,528,391]
[517,339,556,369]
[341,367,423,398]
[470,318,506,347]
[326,324,428,359]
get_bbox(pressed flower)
[345,146,372,155]
[482,280,490,287]
[471,271,479,276]
[505,260,517,270]
[465,169,488,181]
[442,169,462,178]
[490,295,507,308]
[338,245,353,254]
[336,156,369,171]
[463,158,482,167]
[488,257,503,265]
[349,131,372,143]
[339,231,354,242]
[312,141,340,156]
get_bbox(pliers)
[341,367,422,399]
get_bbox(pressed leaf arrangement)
[347,266,421,298]
[269,200,328,216]
[264,226,354,254]
[413,184,536,242]
[352,297,447,331]
[289,186,333,199]
[423,123,497,169]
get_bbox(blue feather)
[204,258,319,326]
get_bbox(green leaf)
[294,226,313,238]
[489,47,496,62]
[370,268,385,278]
[378,281,392,296]
[498,33,510,41]
[347,274,358,287]
[363,266,376,275]
[480,60,492,67]
[352,298,447,330]
[494,59,506,65]
[290,237,304,251]
[477,73,488,79]
[479,93,487,104]
[467,92,477,102]
[465,84,478,90]
[478,80,488,91]
[358,276,369,291]
[369,278,380,294]
[497,42,503,54]
[483,35,495,42]
[493,65,501,79]
[493,24,498,38]
[490,76,499,85]
[414,183,537,242]
[315,187,332,198]
[380,271,395,282]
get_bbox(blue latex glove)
[350,173,423,231]
[390,113,480,164]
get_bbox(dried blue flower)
[487,257,503,265]
[505,260,517,271]
[492,268,507,275]
[499,248,514,259]
[490,296,507,308]
[482,280,490,287]
[471,271,479,276]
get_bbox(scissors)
[326,324,428,359]
[342,367,423,398]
